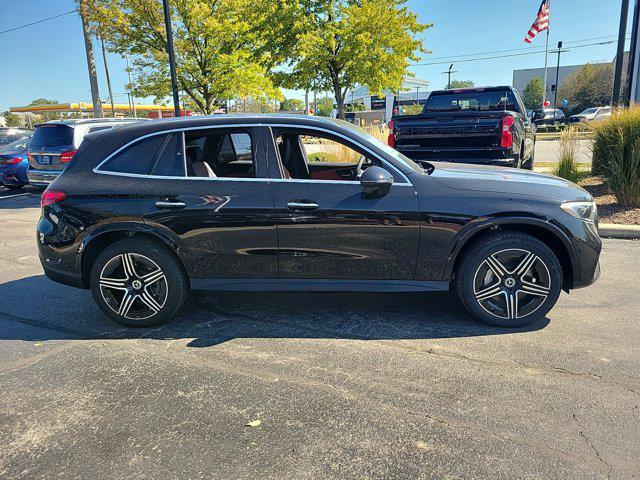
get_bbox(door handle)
[287,201,319,211]
[155,200,186,210]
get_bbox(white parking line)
[0,193,33,200]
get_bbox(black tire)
[521,143,535,170]
[455,232,562,327]
[90,238,189,327]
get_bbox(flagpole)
[541,0,551,108]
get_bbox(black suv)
[37,115,601,328]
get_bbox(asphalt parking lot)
[0,187,639,480]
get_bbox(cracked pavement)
[0,188,639,479]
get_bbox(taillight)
[387,119,396,148]
[41,189,68,208]
[0,157,22,165]
[60,149,77,163]
[501,115,514,148]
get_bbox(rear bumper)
[27,168,63,186]
[1,164,29,186]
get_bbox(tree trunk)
[334,89,345,120]
[79,0,103,118]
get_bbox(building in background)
[513,52,628,100]
[344,78,430,122]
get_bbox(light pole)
[162,0,181,117]
[442,64,457,89]
[553,41,564,121]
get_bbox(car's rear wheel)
[90,238,189,327]
[455,232,562,327]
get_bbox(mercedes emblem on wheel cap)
[504,277,516,288]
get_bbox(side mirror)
[360,166,393,198]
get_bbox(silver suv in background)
[27,118,143,186]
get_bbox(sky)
[0,0,631,112]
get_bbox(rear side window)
[30,125,74,149]
[100,136,165,175]
[99,133,186,176]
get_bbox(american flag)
[524,0,550,43]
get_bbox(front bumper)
[27,168,63,186]
[565,220,602,289]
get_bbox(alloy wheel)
[473,248,551,320]
[99,253,168,320]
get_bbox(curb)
[598,223,640,239]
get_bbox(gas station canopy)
[10,103,175,114]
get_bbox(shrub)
[592,107,640,207]
[551,126,581,183]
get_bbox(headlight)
[560,201,597,223]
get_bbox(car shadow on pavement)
[0,189,41,208]
[0,275,549,347]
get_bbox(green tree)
[29,98,64,123]
[1,111,23,127]
[86,0,281,114]
[315,96,335,117]
[280,98,305,111]
[522,77,544,110]
[449,79,474,88]
[560,63,614,114]
[275,0,429,119]
[344,102,367,112]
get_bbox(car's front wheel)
[455,232,562,327]
[90,238,189,327]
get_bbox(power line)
[423,34,624,62]
[0,10,76,36]
[414,39,628,66]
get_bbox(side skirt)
[190,278,450,293]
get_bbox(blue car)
[0,136,32,190]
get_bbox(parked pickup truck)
[388,86,536,169]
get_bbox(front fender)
[443,215,579,281]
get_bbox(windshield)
[30,124,74,149]
[0,137,31,153]
[328,118,424,174]
[580,108,599,115]
[425,89,516,112]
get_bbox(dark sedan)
[36,115,601,328]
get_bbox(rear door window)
[30,125,74,150]
[150,133,185,176]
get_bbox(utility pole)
[626,0,640,105]
[162,0,181,117]
[553,41,564,121]
[442,64,457,89]
[100,36,116,117]
[78,0,103,118]
[124,53,137,117]
[613,0,630,106]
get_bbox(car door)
[98,126,278,280]
[264,125,420,281]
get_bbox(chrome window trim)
[93,122,413,185]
